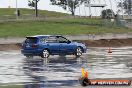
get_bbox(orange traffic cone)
[85,72,88,78]
[81,67,89,78]
[108,47,112,53]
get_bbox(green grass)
[0,8,131,37]
[0,85,22,88]
[0,18,131,37]
[0,8,68,20]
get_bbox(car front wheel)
[41,49,50,58]
[75,47,83,57]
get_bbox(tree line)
[28,0,132,18]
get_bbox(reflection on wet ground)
[0,47,132,87]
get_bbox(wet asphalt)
[0,47,132,88]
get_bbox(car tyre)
[75,47,83,57]
[41,49,50,58]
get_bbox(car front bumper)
[83,47,87,53]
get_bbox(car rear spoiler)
[26,36,37,39]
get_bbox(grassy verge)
[0,85,22,88]
[0,8,131,37]
[0,8,68,20]
[0,18,131,37]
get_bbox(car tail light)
[32,44,38,48]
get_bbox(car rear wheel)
[41,49,50,58]
[75,47,83,57]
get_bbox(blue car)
[21,35,87,58]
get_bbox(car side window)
[40,38,46,43]
[57,36,68,43]
[46,36,58,43]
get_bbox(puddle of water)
[0,47,132,87]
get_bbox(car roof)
[26,35,62,38]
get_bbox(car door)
[57,36,76,54]
[45,36,60,54]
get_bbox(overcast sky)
[0,0,121,16]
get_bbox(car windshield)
[57,36,69,43]
[25,37,38,43]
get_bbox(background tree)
[101,9,115,19]
[118,0,132,15]
[50,0,84,16]
[28,0,40,17]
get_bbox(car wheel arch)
[42,48,50,54]
[41,48,50,58]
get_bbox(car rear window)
[25,37,38,43]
